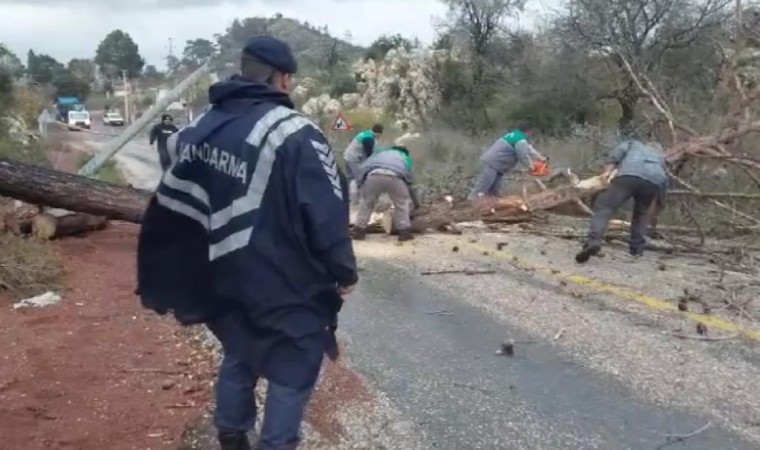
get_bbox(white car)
[67,111,91,130]
[103,112,124,126]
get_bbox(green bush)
[343,108,380,131]
[328,73,357,99]
[0,131,47,165]
[0,69,13,109]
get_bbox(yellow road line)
[461,242,760,341]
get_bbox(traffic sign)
[332,113,352,131]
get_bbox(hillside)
[215,15,365,75]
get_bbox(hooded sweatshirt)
[480,129,537,174]
[344,130,376,164]
[359,146,414,185]
[606,139,669,190]
[137,75,357,388]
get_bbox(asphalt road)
[341,247,756,449]
[75,116,760,449]
[74,112,163,189]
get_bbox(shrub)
[0,233,63,299]
[12,85,48,128]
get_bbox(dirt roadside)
[0,222,217,450]
[0,135,216,449]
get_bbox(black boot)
[218,431,251,450]
[352,227,367,240]
[575,244,600,264]
[397,228,414,242]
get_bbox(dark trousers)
[157,143,171,172]
[587,175,660,254]
[207,314,316,450]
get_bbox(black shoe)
[218,431,251,450]
[629,249,644,257]
[352,227,367,240]
[575,245,600,264]
[397,229,414,242]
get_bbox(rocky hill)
[215,15,365,74]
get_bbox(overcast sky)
[0,0,560,69]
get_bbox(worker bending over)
[576,138,669,263]
[343,124,384,201]
[469,123,547,199]
[352,145,420,242]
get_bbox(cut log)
[382,210,394,235]
[32,210,108,240]
[0,157,150,223]
[404,174,611,233]
[3,214,32,235]
[1,200,39,235]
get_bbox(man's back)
[138,36,359,450]
[361,147,413,182]
[139,77,356,335]
[614,140,668,188]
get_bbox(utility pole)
[736,0,743,51]
[79,62,212,177]
[168,37,174,72]
[121,69,130,124]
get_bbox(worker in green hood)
[343,123,384,203]
[468,123,547,199]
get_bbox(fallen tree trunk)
[32,209,108,240]
[382,175,610,233]
[1,157,610,233]
[0,157,150,223]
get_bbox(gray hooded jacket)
[359,148,414,184]
[480,138,541,174]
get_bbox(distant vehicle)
[103,111,124,126]
[67,110,91,130]
[56,96,84,122]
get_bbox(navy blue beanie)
[243,36,298,74]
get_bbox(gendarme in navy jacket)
[136,76,358,388]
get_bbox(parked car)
[103,111,125,126]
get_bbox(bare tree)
[443,0,526,56]
[559,0,731,132]
[438,0,526,128]
[323,38,340,72]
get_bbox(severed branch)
[667,190,760,200]
[421,269,497,276]
[654,421,713,444]
[669,171,760,226]
[668,332,739,341]
[534,176,593,216]
[677,198,706,247]
[617,52,682,143]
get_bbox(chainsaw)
[530,158,550,177]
